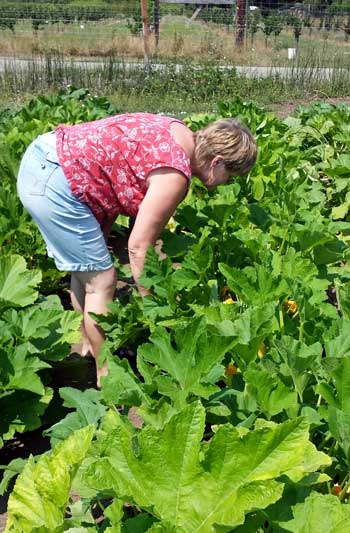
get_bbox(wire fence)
[1,2,350,65]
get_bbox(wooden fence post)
[154,0,160,48]
[235,0,246,47]
[140,0,150,63]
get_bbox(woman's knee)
[77,267,117,295]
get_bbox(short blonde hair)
[194,118,257,176]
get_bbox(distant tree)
[262,13,283,46]
[262,13,276,46]
[248,9,261,45]
[287,13,303,53]
[31,8,46,34]
[126,0,154,36]
[303,14,313,35]
[0,6,16,33]
[344,15,350,40]
[324,11,333,33]
[271,13,284,42]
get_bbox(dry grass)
[0,16,350,67]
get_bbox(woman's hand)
[128,168,188,293]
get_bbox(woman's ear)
[212,155,225,167]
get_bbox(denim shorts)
[17,131,113,272]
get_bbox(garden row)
[2,88,350,530]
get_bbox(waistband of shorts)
[38,130,56,148]
[34,130,59,164]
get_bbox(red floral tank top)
[55,113,192,225]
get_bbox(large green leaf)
[281,492,350,532]
[5,425,94,533]
[101,344,148,407]
[317,355,350,461]
[137,317,234,407]
[173,204,209,235]
[44,387,107,446]
[175,229,213,276]
[218,262,289,306]
[244,362,298,418]
[2,343,51,395]
[0,295,81,361]
[252,419,331,484]
[0,294,82,447]
[274,336,322,401]
[270,248,318,284]
[138,247,175,300]
[161,229,197,259]
[0,388,53,447]
[106,508,156,533]
[0,458,27,496]
[216,303,277,366]
[324,318,350,358]
[0,255,41,309]
[85,403,328,532]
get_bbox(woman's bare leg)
[70,273,92,356]
[73,267,117,387]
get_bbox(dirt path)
[269,96,350,118]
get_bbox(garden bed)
[3,91,350,531]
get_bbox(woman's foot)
[81,339,94,358]
[96,360,109,389]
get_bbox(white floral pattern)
[55,113,192,225]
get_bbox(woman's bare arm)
[128,168,188,295]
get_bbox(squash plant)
[0,255,81,447]
[4,96,350,531]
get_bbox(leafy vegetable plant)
[4,94,350,531]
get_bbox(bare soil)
[269,96,350,118]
